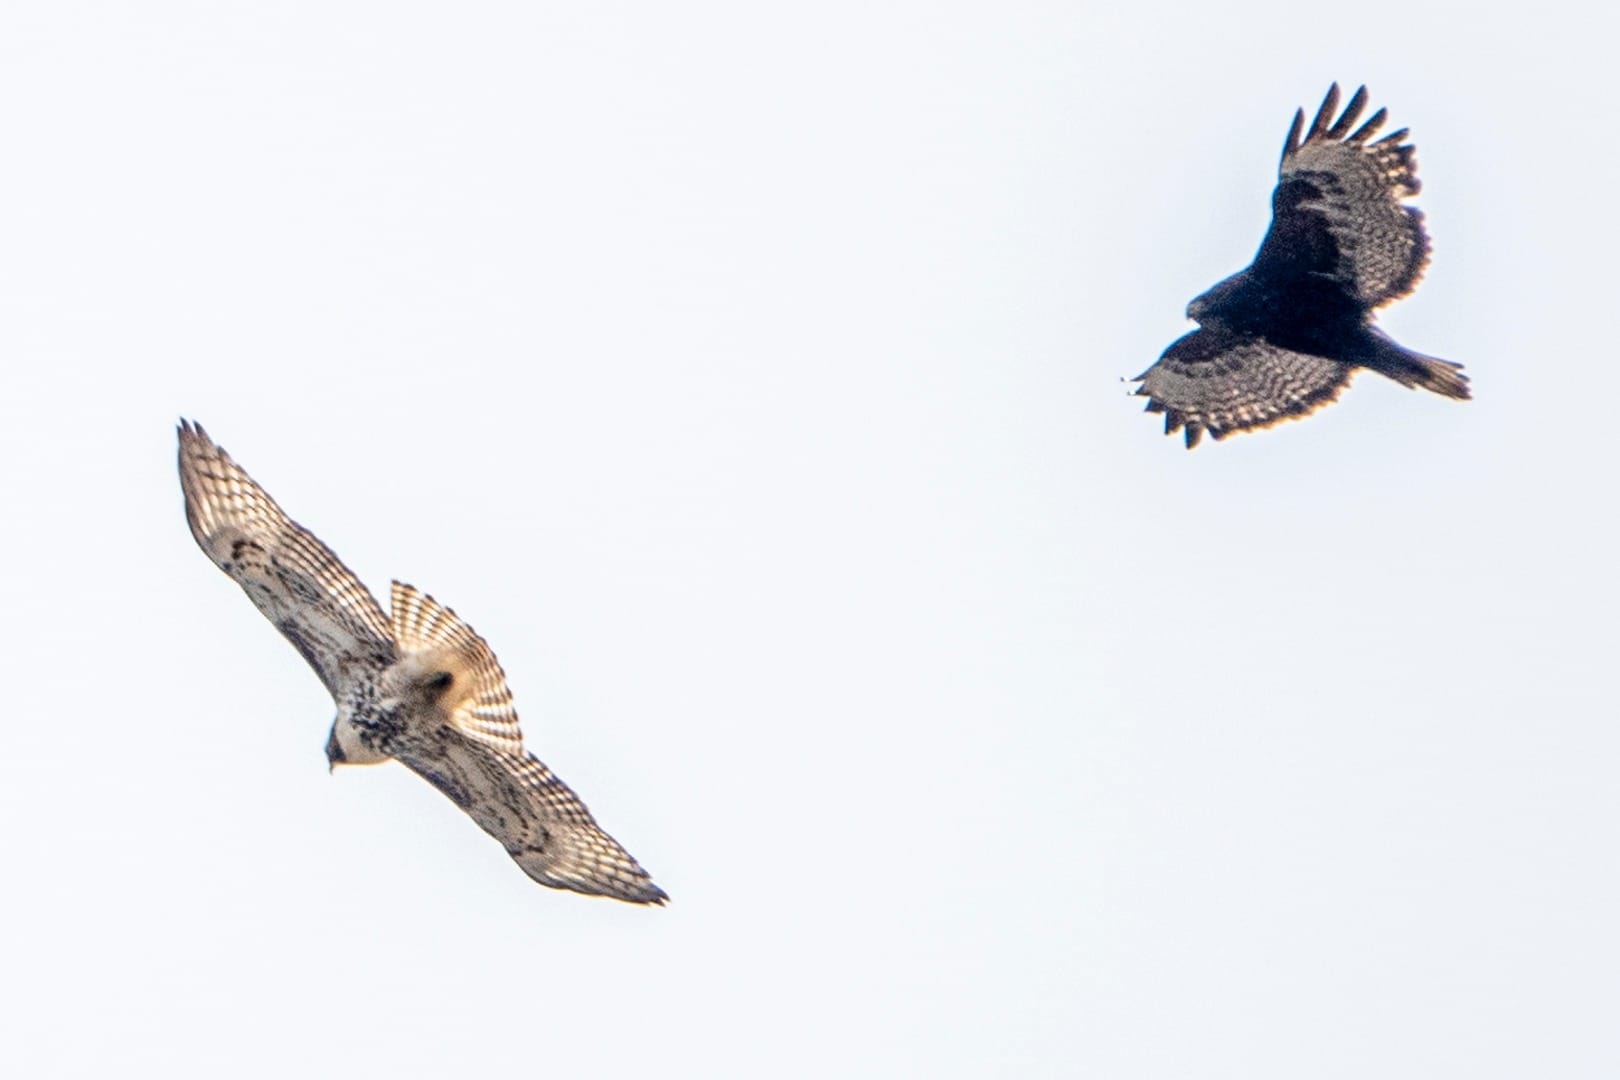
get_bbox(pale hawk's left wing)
[386,582,667,905]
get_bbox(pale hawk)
[177,420,666,904]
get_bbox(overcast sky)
[2,2,1615,1077]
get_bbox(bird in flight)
[1133,84,1469,448]
[177,420,666,904]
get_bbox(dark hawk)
[1133,84,1469,448]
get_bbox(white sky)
[2,2,1615,1077]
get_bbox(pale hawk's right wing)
[178,420,394,697]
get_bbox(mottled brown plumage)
[178,421,666,904]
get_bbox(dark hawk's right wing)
[1250,84,1430,310]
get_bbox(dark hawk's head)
[1186,271,1248,328]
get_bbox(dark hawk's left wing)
[1250,84,1430,310]
[1136,330,1353,448]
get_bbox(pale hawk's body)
[178,420,666,905]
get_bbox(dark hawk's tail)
[1364,329,1471,400]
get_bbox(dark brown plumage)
[1134,84,1469,448]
